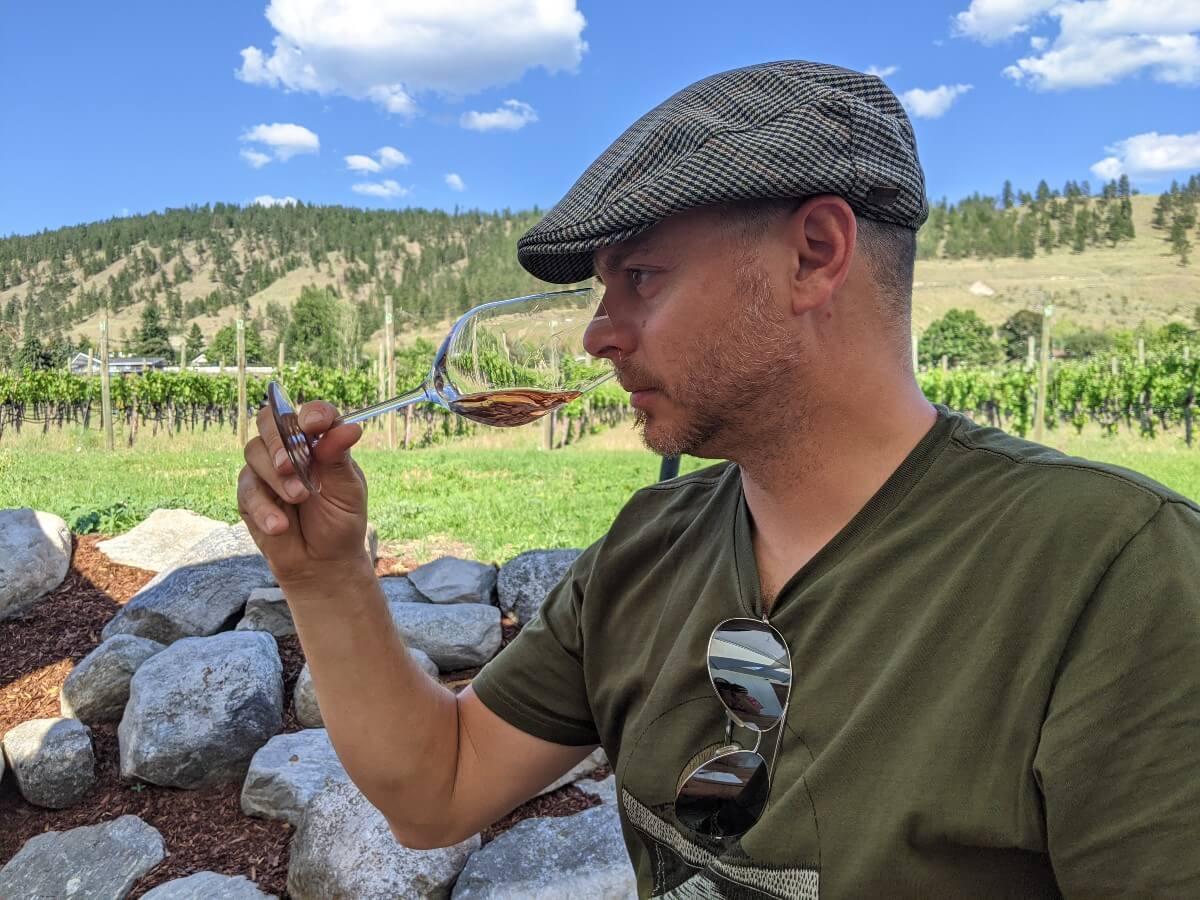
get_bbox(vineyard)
[0,349,1196,448]
[0,358,633,449]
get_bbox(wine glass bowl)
[266,287,611,494]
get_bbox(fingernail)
[300,409,320,429]
[274,449,287,469]
[265,513,283,532]
[284,478,306,500]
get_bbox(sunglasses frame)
[674,617,793,839]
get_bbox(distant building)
[69,353,167,375]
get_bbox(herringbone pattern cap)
[517,59,929,284]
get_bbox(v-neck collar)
[732,406,958,621]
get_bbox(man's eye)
[628,269,648,286]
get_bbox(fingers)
[237,462,296,539]
[244,432,311,511]
[254,399,342,481]
[254,404,294,477]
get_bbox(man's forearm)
[281,560,461,842]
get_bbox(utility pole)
[1034,301,1053,443]
[237,318,247,446]
[385,296,396,450]
[100,311,114,451]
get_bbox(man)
[238,61,1199,898]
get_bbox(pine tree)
[135,297,174,358]
[1017,213,1037,258]
[1171,220,1192,266]
[1038,214,1055,253]
[1073,206,1089,253]
[1152,193,1171,229]
[185,322,204,361]
[1002,180,1014,209]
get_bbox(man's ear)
[783,195,856,316]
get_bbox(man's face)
[584,207,805,460]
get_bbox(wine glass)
[267,286,612,493]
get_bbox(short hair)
[714,196,916,325]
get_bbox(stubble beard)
[633,260,806,460]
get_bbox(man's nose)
[583,297,636,362]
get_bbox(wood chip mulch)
[0,535,602,897]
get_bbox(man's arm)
[236,400,596,848]
[287,563,597,849]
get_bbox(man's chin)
[635,411,719,459]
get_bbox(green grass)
[1,422,1194,564]
[0,433,709,562]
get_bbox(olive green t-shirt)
[471,406,1200,899]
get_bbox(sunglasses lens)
[709,620,791,731]
[676,750,770,837]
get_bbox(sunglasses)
[674,618,793,839]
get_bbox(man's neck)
[734,384,937,613]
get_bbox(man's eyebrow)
[593,235,659,279]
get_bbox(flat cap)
[517,59,929,284]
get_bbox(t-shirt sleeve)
[470,543,601,747]
[1034,500,1200,898]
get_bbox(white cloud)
[351,179,409,198]
[253,195,299,207]
[345,154,382,173]
[865,64,899,78]
[240,122,320,162]
[376,146,410,168]
[1090,130,1200,179]
[953,0,1060,42]
[240,148,273,168]
[460,99,538,131]
[445,173,466,191]
[345,146,410,174]
[236,0,588,115]
[955,0,1200,89]
[1005,33,1200,89]
[899,84,973,118]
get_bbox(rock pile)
[0,507,634,897]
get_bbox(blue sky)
[2,0,1198,237]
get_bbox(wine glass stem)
[335,383,433,428]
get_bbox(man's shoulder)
[591,460,739,559]
[943,410,1200,519]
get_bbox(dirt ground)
[0,535,605,896]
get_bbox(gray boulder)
[497,549,582,624]
[294,649,438,728]
[0,814,165,899]
[2,717,96,809]
[451,804,636,899]
[409,557,497,605]
[381,575,427,603]
[141,871,278,899]
[119,631,283,789]
[288,779,479,900]
[241,728,351,826]
[536,747,608,798]
[101,554,274,644]
[0,508,71,620]
[387,601,501,670]
[235,588,295,636]
[59,634,165,724]
[95,508,227,573]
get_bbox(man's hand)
[238,400,371,587]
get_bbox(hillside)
[1,182,1198,365]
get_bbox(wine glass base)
[267,381,321,495]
